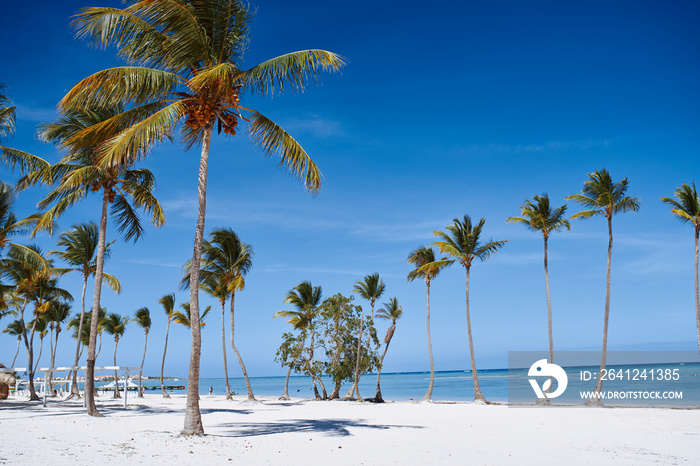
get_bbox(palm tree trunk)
[182,124,213,436]
[11,337,20,368]
[280,365,292,400]
[422,279,434,401]
[374,325,395,402]
[35,336,44,381]
[85,190,109,417]
[230,291,255,401]
[220,301,232,400]
[160,318,171,398]
[329,381,342,400]
[345,313,364,401]
[48,329,55,394]
[538,235,554,405]
[307,329,327,399]
[589,216,613,406]
[138,331,148,398]
[465,266,486,403]
[69,276,88,398]
[695,227,700,359]
[18,300,39,401]
[113,339,121,398]
[49,329,59,395]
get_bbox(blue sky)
[1,0,699,379]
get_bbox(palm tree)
[0,83,15,143]
[51,222,121,398]
[183,228,254,401]
[566,169,640,405]
[101,313,127,398]
[0,182,44,268]
[4,246,73,400]
[29,317,48,375]
[274,281,325,399]
[507,194,570,394]
[347,273,386,400]
[3,319,23,368]
[132,307,151,397]
[158,293,176,399]
[407,246,452,401]
[661,183,700,358]
[63,0,344,435]
[433,215,506,403]
[373,297,403,402]
[11,107,165,416]
[173,303,210,328]
[44,299,71,394]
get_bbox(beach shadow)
[212,418,424,438]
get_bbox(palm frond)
[110,194,143,243]
[0,146,50,175]
[242,50,345,96]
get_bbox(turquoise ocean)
[131,362,700,407]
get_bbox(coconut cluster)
[184,84,242,135]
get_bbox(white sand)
[1,394,698,465]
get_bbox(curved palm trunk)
[160,318,172,398]
[49,329,60,395]
[345,313,364,401]
[422,279,435,401]
[280,365,292,400]
[220,301,232,400]
[19,300,39,401]
[589,217,613,406]
[375,324,396,402]
[465,267,486,403]
[182,124,212,436]
[47,329,54,394]
[35,336,44,379]
[11,337,20,368]
[85,190,109,417]
[695,228,700,358]
[329,381,342,400]
[69,276,88,398]
[307,329,327,400]
[230,291,255,401]
[113,338,121,398]
[538,236,554,404]
[138,331,148,397]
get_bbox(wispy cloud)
[459,139,613,156]
[277,115,343,138]
[15,105,57,122]
[121,258,183,269]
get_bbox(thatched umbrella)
[0,363,16,400]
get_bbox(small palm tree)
[407,246,452,401]
[29,317,48,373]
[173,303,211,328]
[662,183,700,358]
[433,215,507,403]
[3,319,23,368]
[274,281,325,399]
[44,299,71,394]
[374,297,403,402]
[132,307,151,397]
[51,222,120,398]
[346,273,386,400]
[62,0,344,436]
[102,313,127,398]
[158,294,176,399]
[507,194,570,396]
[184,228,254,401]
[566,169,640,405]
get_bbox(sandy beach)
[1,394,698,465]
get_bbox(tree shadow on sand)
[212,418,424,438]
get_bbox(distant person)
[209,386,213,395]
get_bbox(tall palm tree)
[183,228,254,401]
[158,293,176,399]
[12,107,165,416]
[347,273,386,400]
[63,0,344,435]
[407,246,452,401]
[173,303,210,328]
[102,313,127,398]
[433,215,506,404]
[661,183,700,358]
[274,281,326,399]
[44,299,71,395]
[373,297,403,402]
[507,194,570,386]
[3,319,23,368]
[566,169,640,405]
[132,307,151,398]
[51,222,121,398]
